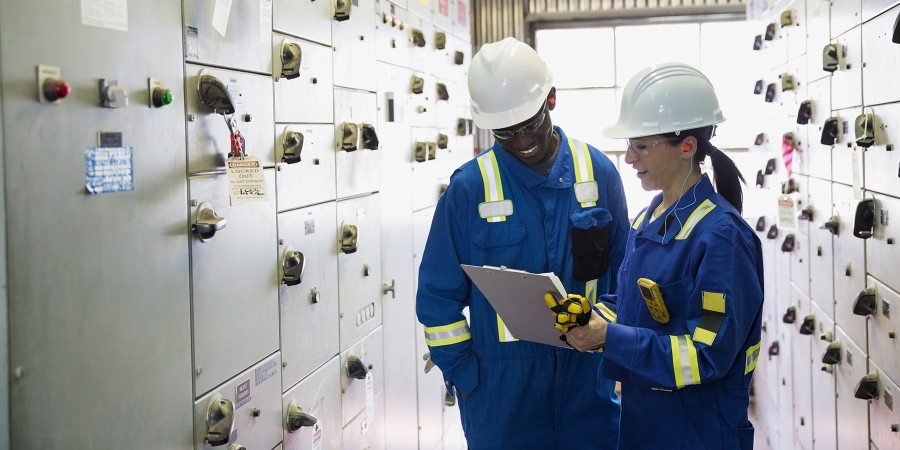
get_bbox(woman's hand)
[565,310,608,352]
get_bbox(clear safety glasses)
[491,105,547,140]
[625,136,684,158]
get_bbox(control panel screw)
[188,114,196,122]
[196,367,203,376]
[282,361,288,368]
[251,408,261,417]
[13,367,25,380]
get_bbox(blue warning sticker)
[85,147,133,194]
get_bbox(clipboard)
[461,264,571,348]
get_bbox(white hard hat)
[602,62,725,139]
[468,37,554,130]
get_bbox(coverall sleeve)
[415,183,480,396]
[601,225,763,390]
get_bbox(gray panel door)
[274,0,334,46]
[790,285,814,450]
[337,194,384,349]
[1,1,193,448]
[807,177,834,316]
[276,123,337,211]
[273,35,334,125]
[811,301,838,450]
[834,326,870,450]
[190,173,280,396]
[282,357,343,450]
[279,202,340,389]
[340,327,385,427]
[334,88,381,199]
[193,353,283,450]
[332,0,376,92]
[183,0,273,74]
[832,183,868,348]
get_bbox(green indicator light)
[162,90,174,105]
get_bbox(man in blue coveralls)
[415,37,629,449]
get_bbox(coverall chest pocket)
[471,221,526,249]
[569,209,613,282]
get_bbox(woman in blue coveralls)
[558,63,765,449]
[416,37,629,449]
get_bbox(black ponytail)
[663,126,747,214]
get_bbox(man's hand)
[564,310,608,352]
[544,293,592,333]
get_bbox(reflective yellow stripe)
[671,335,700,388]
[568,138,596,208]
[745,341,761,374]
[632,211,646,229]
[675,199,716,240]
[595,302,617,323]
[476,151,507,222]
[586,279,598,303]
[424,320,471,346]
[497,314,518,342]
[692,291,727,346]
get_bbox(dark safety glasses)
[491,104,547,140]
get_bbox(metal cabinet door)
[864,103,900,197]
[193,353,283,450]
[414,207,446,450]
[790,232,811,297]
[790,286,814,450]
[412,127,443,211]
[282,357,342,450]
[831,0,861,40]
[786,0,808,61]
[811,301,838,450]
[788,174,810,236]
[805,77,832,180]
[334,88,382,198]
[432,0,454,31]
[340,327,385,426]
[337,194,384,349]
[835,326,870,450]
[375,5,410,68]
[432,25,455,79]
[863,7,900,107]
[767,23,790,71]
[332,0,377,91]
[408,72,437,128]
[868,277,900,385]
[831,27,863,110]
[186,64,276,171]
[2,1,193,447]
[783,55,808,109]
[775,236,794,317]
[831,108,864,187]
[343,392,387,450]
[453,0,471,41]
[273,36,334,124]
[274,0,333,46]
[450,35,471,96]
[806,0,831,84]
[869,193,900,293]
[832,183,869,347]
[433,77,457,129]
[762,318,782,433]
[279,202,339,388]
[377,62,413,132]
[408,15,437,75]
[277,124,337,210]
[807,177,834,314]
[863,0,900,22]
[189,173,280,395]
[407,0,433,20]
[777,323,795,450]
[869,362,900,450]
[761,233,779,325]
[184,0,273,74]
[789,114,810,177]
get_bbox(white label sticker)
[311,422,323,450]
[213,0,233,37]
[81,0,128,32]
[852,150,862,200]
[260,0,272,44]
[778,195,797,230]
[365,372,375,425]
[185,26,200,60]
[226,156,269,204]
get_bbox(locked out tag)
[778,195,798,230]
[226,156,269,205]
[365,372,375,425]
[852,150,862,200]
[311,422,323,450]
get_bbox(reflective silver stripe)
[425,327,468,342]
[673,335,700,388]
[675,199,716,240]
[745,341,761,374]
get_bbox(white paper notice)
[777,195,798,230]
[213,0,233,37]
[260,0,273,44]
[81,0,128,32]
[311,422,323,450]
[365,372,375,425]
[852,150,863,200]
[226,156,269,205]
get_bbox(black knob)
[797,100,812,124]
[781,234,795,252]
[853,199,875,239]
[767,224,779,240]
[285,402,318,433]
[821,116,840,145]
[799,315,816,335]
[798,206,814,221]
[821,215,840,236]
[756,170,765,188]
[854,371,879,400]
[756,216,766,232]
[853,286,878,316]
[782,307,796,324]
[346,354,368,380]
[768,341,780,356]
[822,342,842,364]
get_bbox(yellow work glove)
[544,293,592,333]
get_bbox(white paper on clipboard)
[461,264,571,348]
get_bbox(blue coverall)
[596,174,764,450]
[416,126,629,449]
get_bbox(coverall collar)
[491,125,574,189]
[636,174,715,245]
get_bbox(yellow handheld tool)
[637,278,670,324]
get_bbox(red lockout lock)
[43,78,71,102]
[230,130,246,158]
